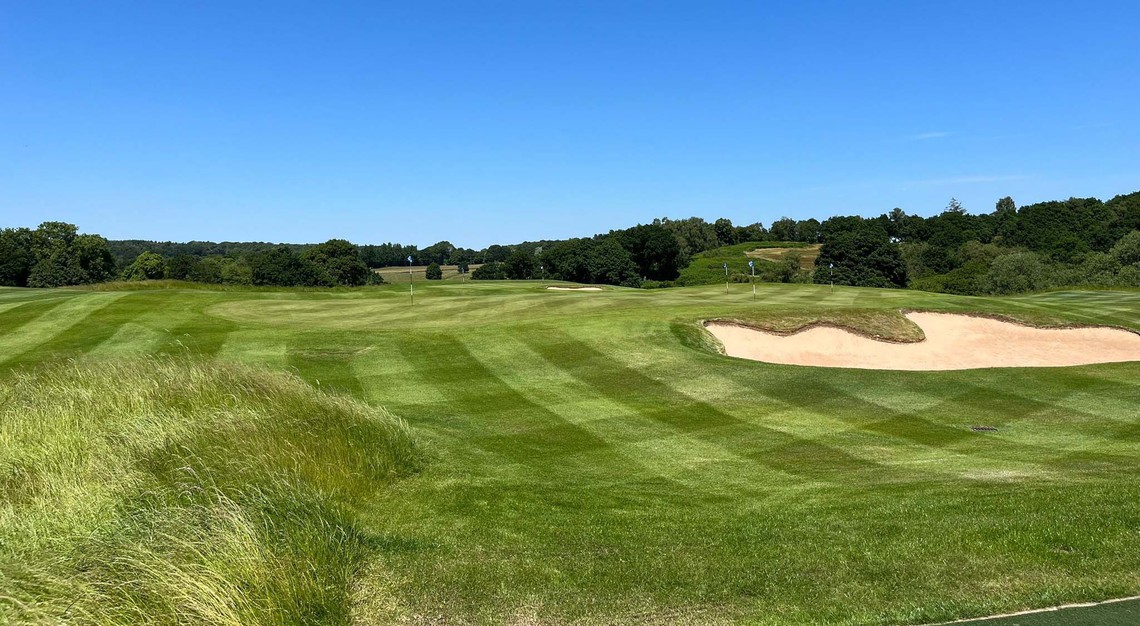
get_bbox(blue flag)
[407,255,413,264]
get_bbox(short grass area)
[2,282,1139,624]
[947,597,1140,625]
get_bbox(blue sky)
[2,1,1138,248]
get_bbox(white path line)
[921,595,1140,625]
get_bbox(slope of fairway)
[707,311,1140,370]
[2,282,1139,624]
[0,358,420,625]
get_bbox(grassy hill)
[2,282,1139,624]
[674,241,818,286]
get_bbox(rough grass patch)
[0,357,420,626]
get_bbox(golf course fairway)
[2,281,1139,625]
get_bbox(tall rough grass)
[0,358,420,625]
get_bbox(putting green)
[2,281,1139,624]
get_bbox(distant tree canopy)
[815,220,907,288]
[0,222,114,288]
[540,236,639,287]
[121,251,166,281]
[7,189,1139,293]
[425,262,442,280]
[301,239,371,286]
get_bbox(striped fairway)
[2,282,1139,624]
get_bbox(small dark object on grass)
[971,425,999,432]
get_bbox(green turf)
[2,281,1139,624]
[949,598,1140,625]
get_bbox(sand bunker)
[706,312,1140,370]
[546,286,602,291]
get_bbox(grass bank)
[0,358,420,625]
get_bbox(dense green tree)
[480,245,512,263]
[1110,230,1140,267]
[165,254,199,280]
[814,224,907,288]
[542,238,596,284]
[359,243,419,268]
[1007,197,1114,261]
[248,247,322,286]
[794,219,821,243]
[656,217,719,262]
[122,251,167,281]
[616,223,682,281]
[219,257,253,285]
[302,239,370,286]
[71,235,116,283]
[421,241,454,265]
[27,252,87,288]
[774,250,802,283]
[0,228,35,287]
[504,249,539,280]
[979,252,1046,295]
[0,222,115,287]
[586,237,640,287]
[425,262,442,280]
[769,217,796,241]
[471,261,508,280]
[713,218,737,246]
[31,221,79,259]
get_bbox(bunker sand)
[706,312,1140,370]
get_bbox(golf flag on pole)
[749,260,756,300]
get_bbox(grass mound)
[707,308,927,343]
[0,358,420,626]
[674,241,813,287]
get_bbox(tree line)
[3,189,1138,293]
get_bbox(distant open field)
[2,281,1139,624]
[373,263,482,282]
[746,243,822,269]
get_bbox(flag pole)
[750,260,756,301]
[408,255,414,305]
[724,262,729,294]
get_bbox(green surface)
[1,281,1139,624]
[953,598,1140,625]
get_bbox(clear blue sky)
[2,1,1138,248]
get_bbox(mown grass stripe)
[391,333,622,466]
[521,330,914,483]
[2,293,161,368]
[0,293,127,368]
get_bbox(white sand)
[706,312,1140,370]
[546,286,602,291]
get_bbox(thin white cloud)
[912,174,1028,186]
[907,131,951,141]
